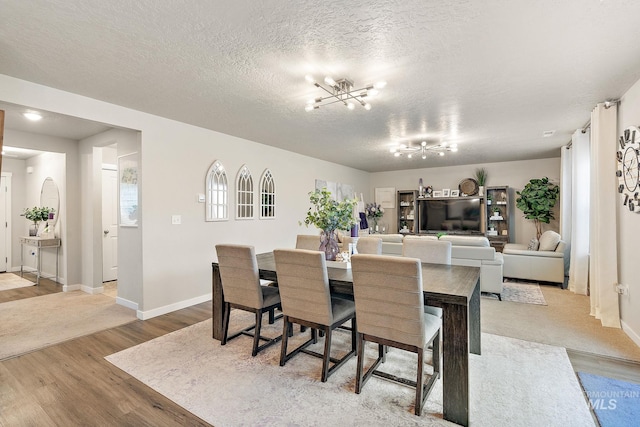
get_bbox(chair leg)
[355,333,365,394]
[268,308,275,324]
[221,302,231,346]
[280,316,290,366]
[252,310,263,357]
[433,330,441,379]
[321,327,332,382]
[415,348,425,416]
[351,318,357,352]
[311,328,318,344]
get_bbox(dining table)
[211,252,481,427]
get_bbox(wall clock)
[616,126,640,212]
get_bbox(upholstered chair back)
[351,254,427,348]
[356,236,383,255]
[215,244,263,309]
[295,234,321,251]
[273,249,333,325]
[402,237,452,265]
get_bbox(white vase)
[479,186,485,197]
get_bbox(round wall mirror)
[40,177,60,226]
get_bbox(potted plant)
[364,202,385,233]
[475,168,487,196]
[21,206,55,236]
[301,188,357,261]
[515,177,559,239]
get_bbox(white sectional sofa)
[374,233,504,299]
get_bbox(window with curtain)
[236,165,254,219]
[206,160,228,221]
[260,169,276,219]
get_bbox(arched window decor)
[236,165,254,219]
[206,160,228,221]
[260,169,276,219]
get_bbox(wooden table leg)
[442,302,469,427]
[212,264,225,341]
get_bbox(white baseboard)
[81,285,104,294]
[64,284,81,291]
[136,293,212,320]
[621,319,640,348]
[116,297,139,311]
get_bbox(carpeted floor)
[482,285,640,362]
[0,291,137,360]
[483,280,547,305]
[0,273,35,291]
[578,372,640,427]
[106,314,594,427]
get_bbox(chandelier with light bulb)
[304,75,386,111]
[390,141,458,159]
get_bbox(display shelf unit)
[485,186,513,252]
[397,190,418,234]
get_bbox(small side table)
[19,236,61,285]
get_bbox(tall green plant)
[301,188,357,232]
[475,168,487,186]
[515,177,559,239]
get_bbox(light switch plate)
[197,194,205,203]
[171,215,181,225]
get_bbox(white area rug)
[0,273,35,291]
[106,314,593,427]
[483,280,548,305]
[0,291,137,360]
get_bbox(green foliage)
[475,168,487,186]
[301,188,357,232]
[515,177,559,238]
[21,206,55,223]
[436,232,447,239]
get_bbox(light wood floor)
[1,274,639,425]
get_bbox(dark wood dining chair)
[215,244,283,357]
[351,254,441,416]
[273,248,356,382]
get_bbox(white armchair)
[502,231,567,287]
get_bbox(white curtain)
[589,103,621,328]
[565,130,590,295]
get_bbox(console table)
[19,236,61,285]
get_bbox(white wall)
[370,158,562,242]
[617,77,640,345]
[0,74,370,319]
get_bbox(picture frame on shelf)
[450,190,460,197]
[442,189,451,197]
[433,190,443,197]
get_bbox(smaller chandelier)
[390,141,458,159]
[304,75,386,111]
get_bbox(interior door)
[0,175,6,272]
[102,169,118,282]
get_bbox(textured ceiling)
[1,0,640,172]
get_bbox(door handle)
[104,230,110,235]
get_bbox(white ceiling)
[1,1,640,172]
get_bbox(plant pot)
[29,223,38,237]
[478,186,485,197]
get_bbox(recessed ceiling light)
[543,130,555,137]
[23,111,43,121]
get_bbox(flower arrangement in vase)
[301,188,357,261]
[365,202,384,233]
[21,206,55,237]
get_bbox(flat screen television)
[417,198,482,234]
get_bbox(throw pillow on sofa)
[527,238,539,251]
[538,230,561,251]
